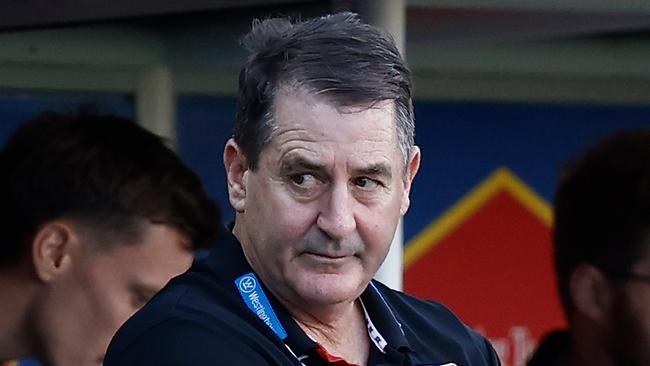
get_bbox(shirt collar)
[360,281,411,352]
[276,281,412,362]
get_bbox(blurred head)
[225,13,419,314]
[553,130,650,366]
[0,110,220,366]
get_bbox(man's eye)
[354,177,380,189]
[291,174,315,186]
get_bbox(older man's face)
[231,88,419,312]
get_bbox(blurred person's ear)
[31,221,76,282]
[224,138,249,213]
[570,264,614,323]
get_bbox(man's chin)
[294,273,365,305]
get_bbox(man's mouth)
[303,252,351,263]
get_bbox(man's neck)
[292,299,370,366]
[0,266,36,361]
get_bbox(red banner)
[405,168,565,366]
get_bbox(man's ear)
[400,146,421,216]
[569,264,614,323]
[31,221,77,283]
[224,138,249,213]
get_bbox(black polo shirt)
[105,230,500,366]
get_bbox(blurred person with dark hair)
[0,111,220,366]
[106,13,499,366]
[528,130,650,366]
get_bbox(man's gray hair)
[233,12,415,171]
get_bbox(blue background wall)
[0,90,135,145]
[405,101,650,240]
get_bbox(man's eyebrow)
[354,163,392,180]
[280,156,326,173]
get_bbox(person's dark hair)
[0,110,221,267]
[554,130,650,315]
[234,12,414,171]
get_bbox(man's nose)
[316,182,356,240]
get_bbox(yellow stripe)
[4,360,19,366]
[500,168,553,226]
[404,167,552,268]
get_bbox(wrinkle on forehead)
[276,143,330,169]
[271,92,396,143]
[270,123,395,163]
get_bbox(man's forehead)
[271,91,396,138]
[260,87,402,168]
